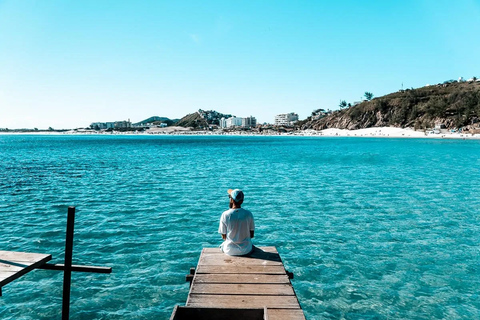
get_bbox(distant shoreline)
[1,126,479,140]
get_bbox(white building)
[91,120,131,130]
[226,117,243,128]
[220,115,257,128]
[274,113,299,126]
[220,117,227,128]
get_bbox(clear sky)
[1,0,479,129]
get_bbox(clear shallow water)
[0,135,479,320]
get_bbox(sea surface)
[0,135,479,320]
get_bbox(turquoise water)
[0,135,479,319]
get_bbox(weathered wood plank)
[0,251,50,262]
[266,308,307,320]
[196,265,287,275]
[0,264,24,273]
[190,283,295,296]
[202,246,278,254]
[193,274,290,284]
[0,251,52,287]
[0,271,18,280]
[199,254,283,266]
[186,294,301,309]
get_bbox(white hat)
[227,189,244,202]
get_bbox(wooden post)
[185,267,195,286]
[62,206,75,320]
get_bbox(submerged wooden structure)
[171,246,305,320]
[0,206,111,320]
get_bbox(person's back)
[218,189,255,256]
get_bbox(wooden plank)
[186,294,301,309]
[190,283,295,296]
[0,251,50,262]
[202,246,278,254]
[0,251,52,288]
[0,271,18,280]
[199,255,283,266]
[193,274,290,284]
[0,263,24,273]
[196,265,287,275]
[266,309,306,320]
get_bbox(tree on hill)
[364,92,374,101]
[339,100,347,109]
[311,108,325,116]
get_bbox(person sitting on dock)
[218,189,255,256]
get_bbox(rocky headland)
[299,80,480,133]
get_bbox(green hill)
[300,81,480,131]
[133,116,178,126]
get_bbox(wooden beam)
[38,264,112,274]
[62,206,75,320]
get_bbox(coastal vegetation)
[300,81,480,131]
[132,116,178,127]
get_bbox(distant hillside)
[176,112,208,128]
[300,81,480,131]
[133,116,178,127]
[176,109,233,128]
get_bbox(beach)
[305,127,480,139]
[2,126,479,140]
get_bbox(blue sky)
[1,0,479,129]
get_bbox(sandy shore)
[1,126,479,139]
[310,127,480,139]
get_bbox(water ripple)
[0,135,479,319]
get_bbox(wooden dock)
[171,246,305,320]
[0,250,52,296]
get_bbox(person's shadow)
[243,246,282,263]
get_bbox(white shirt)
[218,208,255,256]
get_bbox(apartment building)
[274,113,298,126]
